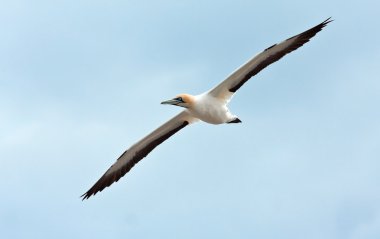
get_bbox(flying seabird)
[82,18,332,200]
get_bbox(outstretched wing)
[208,18,332,102]
[82,110,197,200]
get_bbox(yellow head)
[161,93,195,108]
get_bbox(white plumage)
[82,18,332,200]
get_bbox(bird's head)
[161,93,195,108]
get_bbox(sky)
[1,0,380,238]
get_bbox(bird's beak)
[161,99,181,105]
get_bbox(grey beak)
[161,99,181,105]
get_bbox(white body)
[189,94,235,124]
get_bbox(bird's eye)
[177,97,183,102]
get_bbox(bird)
[81,18,332,200]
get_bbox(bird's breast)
[189,95,231,124]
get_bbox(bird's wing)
[208,18,332,102]
[82,110,197,199]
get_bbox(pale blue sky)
[1,0,380,238]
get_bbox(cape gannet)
[82,18,332,200]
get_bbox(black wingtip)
[321,17,334,28]
[81,190,96,201]
[81,192,90,201]
[317,18,333,34]
[310,17,333,34]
